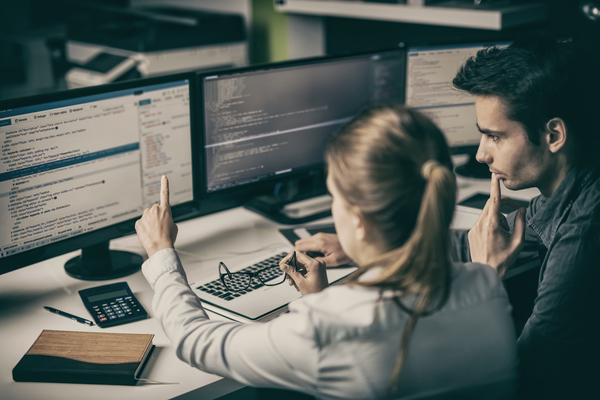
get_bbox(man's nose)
[475,136,492,164]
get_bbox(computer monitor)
[405,40,510,178]
[197,49,406,223]
[0,73,198,279]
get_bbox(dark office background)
[1,0,599,101]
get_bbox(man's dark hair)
[453,33,599,154]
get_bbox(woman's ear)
[352,207,367,242]
[545,118,568,154]
[354,207,379,244]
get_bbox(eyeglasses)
[219,261,287,292]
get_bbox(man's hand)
[294,232,352,267]
[135,175,178,258]
[468,173,527,278]
[280,251,329,296]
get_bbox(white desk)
[0,172,540,400]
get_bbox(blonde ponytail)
[326,105,457,395]
[385,161,456,393]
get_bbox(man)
[296,34,600,398]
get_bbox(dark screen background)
[203,51,405,192]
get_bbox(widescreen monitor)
[405,41,510,178]
[0,74,198,279]
[197,49,406,222]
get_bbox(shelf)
[275,0,548,30]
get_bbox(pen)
[286,251,298,271]
[287,251,306,275]
[44,306,95,326]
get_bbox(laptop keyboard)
[196,252,288,301]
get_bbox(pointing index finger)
[160,175,170,207]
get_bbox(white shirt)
[143,248,518,400]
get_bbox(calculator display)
[86,289,129,303]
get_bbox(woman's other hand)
[280,251,329,295]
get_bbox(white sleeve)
[142,248,319,393]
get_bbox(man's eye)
[488,134,499,142]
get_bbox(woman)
[136,105,518,399]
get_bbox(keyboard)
[195,252,288,301]
[190,246,356,322]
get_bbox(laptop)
[190,227,356,323]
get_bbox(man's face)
[475,95,549,191]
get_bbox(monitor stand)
[65,241,143,281]
[454,154,492,180]
[245,193,331,225]
[244,176,332,225]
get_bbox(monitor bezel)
[195,47,407,202]
[0,72,200,275]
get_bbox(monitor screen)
[200,50,406,193]
[0,75,196,277]
[405,41,510,151]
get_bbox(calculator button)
[108,315,117,320]
[99,317,107,322]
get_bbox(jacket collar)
[528,163,597,249]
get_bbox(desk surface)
[0,173,540,400]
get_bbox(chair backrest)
[397,377,517,400]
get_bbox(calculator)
[79,282,148,328]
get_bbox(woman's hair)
[326,104,456,392]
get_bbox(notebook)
[190,226,356,323]
[12,330,154,385]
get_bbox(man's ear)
[545,118,568,154]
